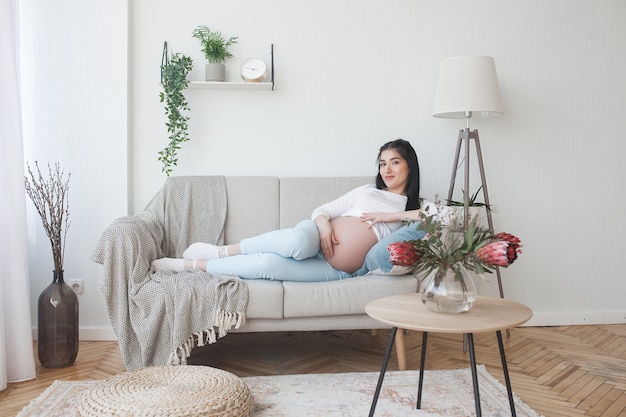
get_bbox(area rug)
[17,365,542,417]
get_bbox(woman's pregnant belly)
[325,216,378,274]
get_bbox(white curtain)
[0,0,37,389]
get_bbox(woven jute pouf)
[77,365,251,417]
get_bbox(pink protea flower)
[388,241,421,267]
[475,237,522,267]
[493,232,521,246]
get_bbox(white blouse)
[310,184,407,240]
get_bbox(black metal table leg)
[467,333,482,417]
[368,327,397,417]
[497,330,517,416]
[416,332,428,409]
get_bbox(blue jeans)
[204,220,352,282]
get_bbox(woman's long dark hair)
[375,139,421,210]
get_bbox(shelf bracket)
[160,41,168,85]
[270,43,275,90]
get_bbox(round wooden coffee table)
[365,294,532,417]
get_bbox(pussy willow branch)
[24,161,71,271]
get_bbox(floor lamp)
[432,56,507,301]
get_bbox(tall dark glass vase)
[37,270,79,368]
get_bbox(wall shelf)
[187,43,275,91]
[187,81,273,90]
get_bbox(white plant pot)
[205,64,225,82]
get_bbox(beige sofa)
[223,176,417,369]
[96,176,418,369]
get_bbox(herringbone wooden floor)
[1,325,625,416]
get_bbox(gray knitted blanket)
[91,176,248,370]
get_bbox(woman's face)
[379,148,409,195]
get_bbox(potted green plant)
[446,186,490,224]
[192,25,238,81]
[446,186,489,207]
[159,48,193,176]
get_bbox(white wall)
[21,0,626,340]
[19,0,128,339]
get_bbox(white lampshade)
[433,56,503,119]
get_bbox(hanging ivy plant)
[159,45,193,176]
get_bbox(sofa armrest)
[91,213,165,366]
[92,213,164,281]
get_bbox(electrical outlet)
[69,279,84,295]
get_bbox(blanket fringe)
[167,310,247,366]
[215,309,247,337]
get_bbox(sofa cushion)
[282,275,418,318]
[224,177,280,244]
[353,224,425,276]
[353,200,454,276]
[279,177,374,228]
[243,279,284,319]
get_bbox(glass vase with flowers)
[388,207,522,313]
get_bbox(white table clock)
[240,58,267,82]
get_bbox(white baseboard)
[523,311,626,327]
[78,327,118,341]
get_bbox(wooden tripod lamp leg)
[446,129,465,205]
[472,130,505,301]
[473,130,509,337]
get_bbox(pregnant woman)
[151,139,426,281]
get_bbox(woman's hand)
[314,215,338,259]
